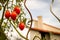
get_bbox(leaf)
[26,25,29,28]
[16,0,21,2]
[2,22,7,28]
[52,0,54,3]
[16,0,23,2]
[23,18,27,24]
[0,29,8,40]
[0,0,7,4]
[7,26,10,29]
[0,5,2,11]
[21,0,24,2]
[19,13,24,17]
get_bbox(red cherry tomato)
[11,11,17,20]
[5,10,10,19]
[19,22,25,30]
[14,6,20,15]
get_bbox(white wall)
[30,30,41,40]
[50,33,60,40]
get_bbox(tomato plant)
[0,0,33,40]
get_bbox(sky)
[26,0,60,28]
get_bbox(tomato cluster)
[5,6,25,30]
[5,6,20,20]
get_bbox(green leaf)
[2,22,7,28]
[0,0,7,4]
[16,0,23,2]
[0,5,2,11]
[52,0,54,3]
[26,25,29,28]
[16,0,20,2]
[21,0,24,2]
[23,18,27,24]
[0,29,8,40]
[19,13,24,17]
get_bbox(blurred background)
[0,0,60,40]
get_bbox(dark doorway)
[41,32,46,40]
[40,32,50,40]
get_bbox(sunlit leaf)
[0,5,2,11]
[16,0,23,2]
[52,0,54,3]
[23,18,27,24]
[0,0,7,4]
[16,0,20,2]
[26,25,29,28]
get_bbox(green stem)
[0,0,9,29]
[0,2,9,40]
[0,5,5,28]
[9,19,28,40]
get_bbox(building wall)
[45,33,50,40]
[29,30,60,40]
[50,33,60,40]
[30,30,41,40]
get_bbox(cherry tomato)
[14,6,20,15]
[11,11,17,20]
[19,22,25,30]
[5,10,10,19]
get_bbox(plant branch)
[0,1,9,40]
[0,0,9,28]
[50,0,60,22]
[24,0,33,38]
[8,19,28,40]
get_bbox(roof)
[31,23,60,35]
